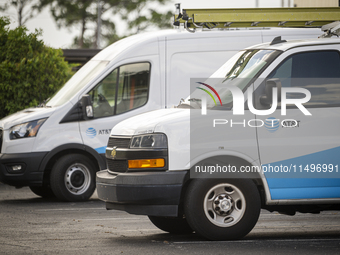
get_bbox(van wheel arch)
[45,148,99,176]
[40,144,105,175]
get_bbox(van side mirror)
[260,78,281,106]
[82,94,94,119]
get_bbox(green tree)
[39,0,173,49]
[0,0,42,26]
[39,0,120,48]
[0,17,73,118]
[120,0,173,34]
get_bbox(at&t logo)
[86,128,97,138]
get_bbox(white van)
[96,36,340,240]
[0,28,320,202]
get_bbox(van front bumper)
[96,170,188,217]
[0,152,47,187]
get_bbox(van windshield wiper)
[188,98,202,102]
[36,98,51,108]
[177,98,202,109]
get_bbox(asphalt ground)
[0,183,339,255]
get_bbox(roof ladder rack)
[173,3,340,37]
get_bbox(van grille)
[0,129,3,153]
[106,136,131,173]
[107,159,128,173]
[107,137,131,148]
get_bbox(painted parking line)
[254,225,340,228]
[81,217,146,221]
[173,238,340,244]
[36,208,106,211]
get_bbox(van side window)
[91,69,118,117]
[269,51,340,107]
[89,62,150,118]
[116,63,150,114]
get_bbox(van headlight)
[10,118,47,139]
[130,133,167,149]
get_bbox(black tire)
[148,216,194,234]
[184,178,261,241]
[50,154,97,202]
[29,185,55,199]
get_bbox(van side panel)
[255,45,340,202]
[165,34,263,107]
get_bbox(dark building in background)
[62,49,102,70]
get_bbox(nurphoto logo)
[198,82,311,116]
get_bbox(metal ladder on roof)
[173,3,340,37]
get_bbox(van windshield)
[47,60,109,107]
[181,49,280,109]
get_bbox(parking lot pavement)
[0,183,339,255]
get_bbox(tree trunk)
[79,14,86,48]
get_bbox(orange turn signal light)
[128,159,165,169]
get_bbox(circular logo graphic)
[86,128,97,138]
[264,117,280,133]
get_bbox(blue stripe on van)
[269,186,340,200]
[263,146,340,200]
[95,146,106,154]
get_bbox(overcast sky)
[2,0,290,48]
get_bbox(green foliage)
[39,0,173,49]
[0,0,42,26]
[39,0,120,48]
[120,0,173,34]
[0,16,73,119]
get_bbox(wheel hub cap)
[220,198,232,211]
[203,183,246,227]
[65,163,91,195]
[70,170,85,188]
[213,195,233,215]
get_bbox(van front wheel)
[184,179,261,240]
[50,154,97,202]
